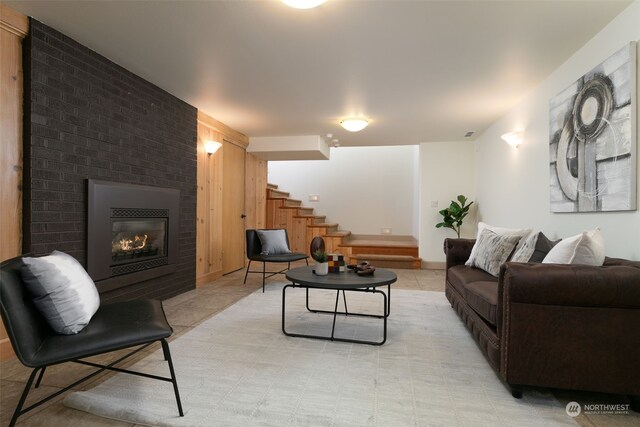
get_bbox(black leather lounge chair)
[0,255,184,427]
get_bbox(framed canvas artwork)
[549,42,637,212]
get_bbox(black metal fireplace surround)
[88,180,180,289]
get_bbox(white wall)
[419,142,476,263]
[268,146,419,237]
[474,1,640,259]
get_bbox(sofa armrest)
[497,262,640,393]
[499,262,640,308]
[443,238,475,270]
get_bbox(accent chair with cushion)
[243,229,308,292]
[0,254,184,427]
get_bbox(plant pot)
[315,262,329,276]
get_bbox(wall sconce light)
[205,141,222,155]
[340,118,369,132]
[501,131,523,148]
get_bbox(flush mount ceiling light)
[501,131,523,148]
[340,118,369,132]
[282,0,326,9]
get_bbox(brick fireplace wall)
[24,19,197,302]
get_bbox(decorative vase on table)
[315,262,329,276]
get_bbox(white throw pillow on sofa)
[466,222,531,267]
[21,251,100,334]
[542,228,604,266]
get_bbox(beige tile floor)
[0,264,637,426]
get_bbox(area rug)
[64,284,576,426]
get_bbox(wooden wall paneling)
[0,3,28,361]
[196,122,224,286]
[245,155,257,231]
[196,111,249,280]
[255,159,267,229]
[291,218,307,253]
[244,152,267,231]
[196,124,209,283]
[221,140,246,274]
[210,142,224,278]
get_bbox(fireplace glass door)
[111,219,167,265]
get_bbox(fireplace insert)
[88,180,179,283]
[111,217,167,265]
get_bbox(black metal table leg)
[283,283,389,345]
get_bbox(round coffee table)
[283,266,397,345]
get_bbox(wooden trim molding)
[0,4,28,38]
[197,110,249,148]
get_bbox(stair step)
[309,222,338,229]
[284,198,302,207]
[267,183,279,190]
[350,253,422,269]
[299,207,314,215]
[325,230,351,238]
[268,189,290,199]
[294,214,325,222]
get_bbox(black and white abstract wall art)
[549,42,637,213]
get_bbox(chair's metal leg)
[305,258,309,266]
[161,339,184,417]
[243,260,252,284]
[9,368,39,427]
[262,262,266,293]
[34,366,46,388]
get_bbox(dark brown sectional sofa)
[444,238,640,408]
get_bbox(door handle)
[241,214,247,219]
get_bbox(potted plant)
[435,195,474,238]
[313,250,329,276]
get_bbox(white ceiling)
[7,0,632,146]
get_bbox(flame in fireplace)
[117,234,148,252]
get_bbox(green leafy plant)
[435,195,474,238]
[313,250,328,263]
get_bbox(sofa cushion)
[464,281,499,326]
[447,265,497,297]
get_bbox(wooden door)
[222,140,246,274]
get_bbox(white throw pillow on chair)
[21,251,100,334]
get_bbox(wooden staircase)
[266,183,421,269]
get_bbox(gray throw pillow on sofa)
[256,229,291,255]
[468,229,522,276]
[21,251,100,335]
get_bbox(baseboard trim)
[0,338,15,361]
[196,271,223,287]
[421,261,446,270]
